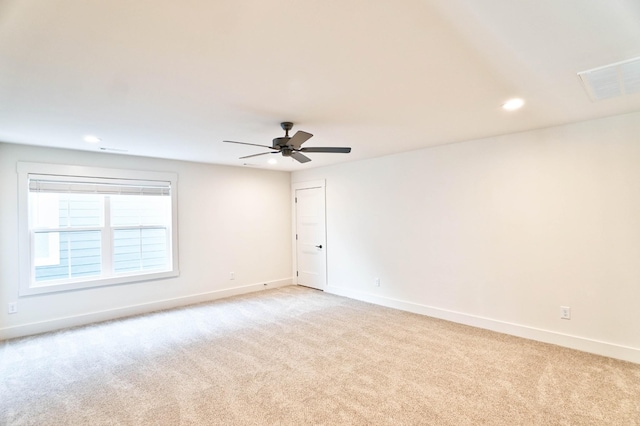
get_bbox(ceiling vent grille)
[578,57,640,101]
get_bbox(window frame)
[18,162,179,296]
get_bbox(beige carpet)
[1,286,639,425]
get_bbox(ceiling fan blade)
[288,131,313,149]
[291,152,312,163]
[239,151,278,159]
[223,140,275,150]
[299,147,351,153]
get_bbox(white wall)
[293,111,640,363]
[0,143,292,338]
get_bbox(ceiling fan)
[223,122,351,163]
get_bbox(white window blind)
[28,175,171,196]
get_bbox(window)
[18,162,179,295]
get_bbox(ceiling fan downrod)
[273,122,294,148]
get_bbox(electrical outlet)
[560,306,571,320]
[374,277,380,287]
[8,302,18,314]
[230,272,235,280]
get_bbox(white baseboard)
[325,285,640,365]
[0,278,292,340]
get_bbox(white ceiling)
[1,0,640,171]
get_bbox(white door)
[295,186,326,290]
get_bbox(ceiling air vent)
[578,56,640,101]
[99,147,128,153]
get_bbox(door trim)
[292,179,326,287]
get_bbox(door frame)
[292,179,326,288]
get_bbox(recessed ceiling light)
[502,98,525,111]
[83,135,102,143]
[267,158,277,165]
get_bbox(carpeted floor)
[1,285,639,425]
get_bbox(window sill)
[20,269,180,296]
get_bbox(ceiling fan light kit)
[223,122,351,164]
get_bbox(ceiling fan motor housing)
[273,136,291,149]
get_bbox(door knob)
[315,245,323,249]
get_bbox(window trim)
[17,162,179,296]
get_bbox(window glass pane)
[31,193,102,228]
[141,228,168,269]
[34,232,60,266]
[64,194,102,227]
[113,228,168,273]
[31,193,60,228]
[34,231,102,282]
[111,195,169,227]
